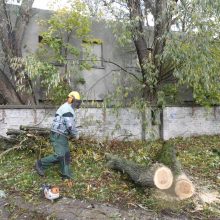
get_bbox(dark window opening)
[82,39,104,69]
[38,35,43,43]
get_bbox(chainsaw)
[41,184,60,202]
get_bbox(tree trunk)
[7,128,50,136]
[156,142,195,200]
[0,69,24,104]
[20,125,50,132]
[6,129,25,136]
[106,153,173,190]
[0,0,36,104]
[127,0,155,102]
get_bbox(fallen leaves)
[0,134,219,218]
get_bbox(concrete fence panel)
[0,106,160,141]
[163,107,220,140]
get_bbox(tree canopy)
[88,0,220,106]
[1,0,220,106]
[10,0,93,104]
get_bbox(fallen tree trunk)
[7,127,50,137]
[25,130,50,136]
[156,142,195,200]
[106,153,173,190]
[6,129,25,136]
[4,126,50,151]
[20,125,50,132]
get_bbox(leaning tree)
[0,0,37,104]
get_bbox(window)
[82,39,104,69]
[38,35,43,43]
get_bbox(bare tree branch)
[103,59,142,82]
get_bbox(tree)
[165,0,220,106]
[13,0,93,104]
[89,0,220,106]
[0,0,36,104]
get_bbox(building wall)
[21,9,133,102]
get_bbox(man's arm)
[63,112,79,139]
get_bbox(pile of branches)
[0,125,50,157]
[6,125,50,137]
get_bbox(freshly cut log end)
[153,166,173,190]
[175,174,195,200]
[106,154,174,189]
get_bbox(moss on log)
[106,153,173,189]
[156,142,181,175]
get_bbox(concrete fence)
[163,106,220,140]
[0,105,220,140]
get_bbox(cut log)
[106,153,173,190]
[25,130,50,136]
[6,129,25,136]
[20,125,50,132]
[19,125,50,136]
[153,166,173,190]
[156,142,195,199]
[7,128,50,137]
[174,173,195,200]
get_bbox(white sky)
[7,0,71,10]
[33,0,71,10]
[7,0,156,27]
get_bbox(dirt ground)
[1,185,220,219]
[0,196,191,220]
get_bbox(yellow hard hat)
[68,91,80,100]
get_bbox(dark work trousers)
[40,132,73,179]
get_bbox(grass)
[0,134,219,218]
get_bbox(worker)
[35,91,81,186]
